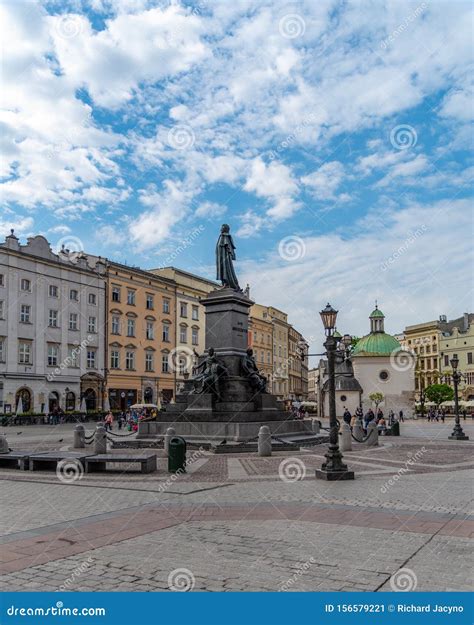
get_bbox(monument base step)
[138,419,313,442]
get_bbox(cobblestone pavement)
[0,423,472,592]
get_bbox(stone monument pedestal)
[138,287,311,442]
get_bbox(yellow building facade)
[400,320,441,393]
[106,262,177,409]
[248,303,273,382]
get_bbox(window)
[20,304,31,323]
[19,341,32,364]
[127,318,135,337]
[68,346,79,368]
[145,352,154,372]
[111,316,120,335]
[20,278,31,291]
[253,331,257,341]
[0,274,3,286]
[444,355,449,366]
[49,285,58,297]
[112,286,120,302]
[162,324,170,342]
[125,351,135,370]
[47,344,58,366]
[70,289,78,301]
[48,310,58,327]
[468,352,473,365]
[180,325,187,343]
[127,290,136,305]
[0,301,4,319]
[163,298,170,314]
[162,353,169,373]
[146,321,154,340]
[88,316,97,333]
[87,349,96,369]
[192,327,198,346]
[88,293,96,305]
[379,370,389,381]
[180,302,187,317]
[179,358,186,375]
[0,338,4,362]
[192,305,199,321]
[110,350,120,369]
[146,294,154,310]
[69,313,78,330]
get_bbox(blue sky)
[1,0,473,347]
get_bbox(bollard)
[258,425,272,456]
[0,434,9,454]
[353,421,364,441]
[164,427,176,456]
[340,422,352,451]
[168,437,186,473]
[366,422,379,447]
[73,424,85,449]
[311,419,320,434]
[94,425,107,454]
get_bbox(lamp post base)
[448,434,469,441]
[315,468,355,481]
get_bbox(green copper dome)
[351,332,401,357]
[370,307,385,318]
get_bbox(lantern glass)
[450,356,459,370]
[320,303,338,332]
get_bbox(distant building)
[351,305,415,414]
[249,303,274,384]
[0,232,106,414]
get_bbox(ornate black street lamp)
[448,356,469,441]
[315,304,355,481]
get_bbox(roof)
[351,332,401,357]
[323,376,363,392]
[370,306,385,318]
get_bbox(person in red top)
[105,411,114,432]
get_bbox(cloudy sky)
[1,0,473,349]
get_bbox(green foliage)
[369,392,384,405]
[424,384,454,407]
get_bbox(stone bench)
[85,453,157,474]
[29,451,93,471]
[0,451,31,470]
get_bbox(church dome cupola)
[369,302,385,334]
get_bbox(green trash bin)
[391,421,400,436]
[168,436,187,473]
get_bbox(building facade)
[151,267,216,393]
[248,303,273,383]
[0,232,106,414]
[399,319,441,393]
[288,326,308,401]
[105,261,177,409]
[438,313,474,401]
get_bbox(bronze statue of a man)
[192,348,227,401]
[241,348,267,393]
[216,224,240,290]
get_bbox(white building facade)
[0,232,106,414]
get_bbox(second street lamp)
[315,304,355,481]
[448,356,469,441]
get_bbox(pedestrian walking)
[105,411,114,432]
[399,409,404,422]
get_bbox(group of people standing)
[342,406,403,434]
[103,407,158,432]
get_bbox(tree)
[369,392,384,413]
[425,383,454,408]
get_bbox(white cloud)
[195,201,227,218]
[301,161,346,200]
[244,158,300,219]
[0,216,34,237]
